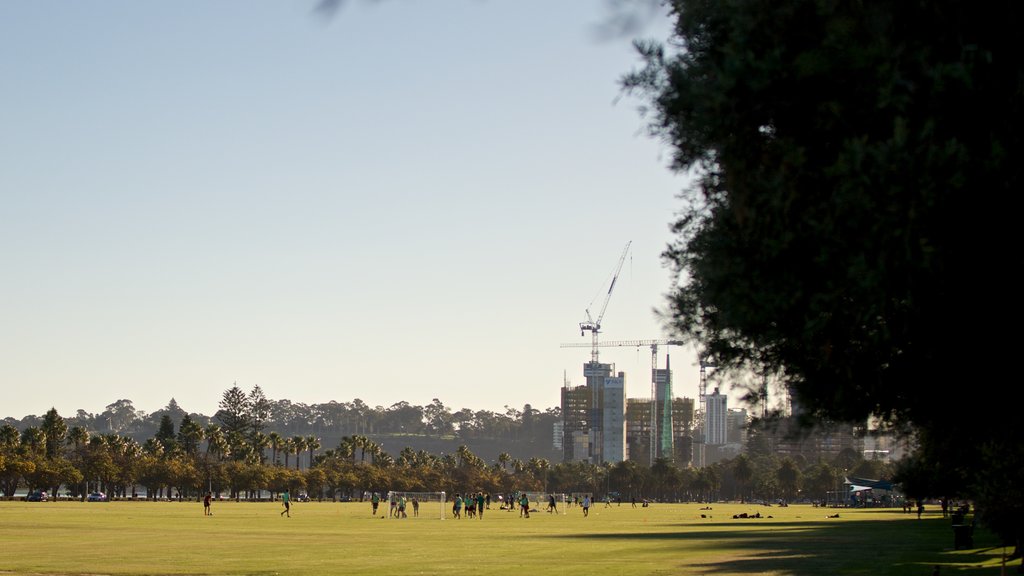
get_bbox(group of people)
[369,492,420,518]
[451,492,487,519]
[199,488,606,520]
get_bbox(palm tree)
[305,435,320,469]
[67,426,89,451]
[354,435,369,463]
[291,436,306,470]
[338,436,356,463]
[20,427,45,456]
[281,438,294,468]
[398,447,417,467]
[497,452,511,473]
[267,432,283,465]
[177,417,205,458]
[204,424,229,462]
[252,432,270,464]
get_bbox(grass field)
[0,500,1017,575]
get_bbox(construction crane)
[561,338,685,463]
[578,241,632,364]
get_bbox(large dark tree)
[625,0,1022,548]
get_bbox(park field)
[0,500,1016,576]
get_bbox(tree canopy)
[626,0,1022,543]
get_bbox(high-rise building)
[601,374,626,463]
[561,383,590,462]
[560,361,627,464]
[726,408,749,444]
[704,387,728,445]
[653,355,673,459]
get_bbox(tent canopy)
[844,476,894,491]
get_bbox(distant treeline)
[2,385,562,464]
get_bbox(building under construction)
[561,360,627,464]
[626,396,695,466]
[562,354,696,466]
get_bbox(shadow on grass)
[548,516,1019,576]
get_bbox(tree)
[625,0,1023,544]
[40,408,67,460]
[248,385,272,445]
[267,432,284,465]
[177,415,205,458]
[732,454,753,503]
[155,415,177,455]
[100,400,139,433]
[305,436,320,470]
[423,399,454,436]
[216,385,250,438]
[776,458,802,503]
[290,436,306,470]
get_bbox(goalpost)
[385,491,447,520]
[523,492,569,515]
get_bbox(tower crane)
[578,241,632,364]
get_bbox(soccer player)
[280,489,291,517]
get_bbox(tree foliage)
[625,0,1022,541]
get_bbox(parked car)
[87,492,108,502]
[26,490,48,502]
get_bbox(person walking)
[204,492,212,516]
[280,489,291,517]
[371,492,380,516]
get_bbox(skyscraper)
[704,387,728,445]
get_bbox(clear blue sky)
[0,1,720,420]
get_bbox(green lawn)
[0,500,1016,575]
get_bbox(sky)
[0,0,730,420]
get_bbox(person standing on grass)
[412,497,419,517]
[453,493,463,519]
[519,492,530,518]
[582,494,591,517]
[371,492,380,516]
[476,493,486,520]
[280,489,291,517]
[204,492,212,516]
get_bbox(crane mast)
[579,241,632,363]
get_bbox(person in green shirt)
[280,489,291,517]
[519,493,530,518]
[453,494,463,519]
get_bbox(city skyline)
[0,1,746,420]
